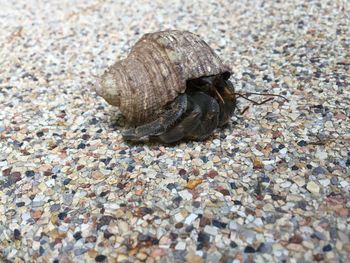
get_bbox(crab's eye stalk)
[95,72,121,107]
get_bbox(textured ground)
[1,0,349,262]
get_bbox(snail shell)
[96,30,231,125]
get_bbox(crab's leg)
[188,76,236,126]
[183,91,220,140]
[121,94,188,141]
[155,96,202,143]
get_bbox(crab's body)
[96,30,236,143]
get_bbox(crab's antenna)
[236,92,289,103]
[236,94,274,105]
[234,92,288,114]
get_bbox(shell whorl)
[97,30,231,125]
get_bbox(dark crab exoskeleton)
[95,30,237,143]
[122,75,236,143]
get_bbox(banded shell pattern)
[96,30,231,125]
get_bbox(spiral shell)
[96,30,231,125]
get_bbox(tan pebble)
[183,153,191,160]
[87,249,97,258]
[263,203,274,211]
[159,146,166,153]
[212,156,220,163]
[253,227,264,233]
[187,252,203,263]
[252,158,263,169]
[234,252,244,262]
[115,236,124,243]
[128,248,138,256]
[118,220,129,234]
[294,208,307,215]
[335,240,343,251]
[293,177,305,187]
[343,243,350,252]
[117,254,128,261]
[302,240,314,249]
[31,210,43,221]
[325,251,335,259]
[186,179,203,189]
[114,209,125,218]
[150,248,166,257]
[135,189,144,196]
[38,182,47,192]
[38,164,52,172]
[108,178,119,185]
[335,207,349,217]
[306,181,320,194]
[159,236,172,248]
[91,171,104,180]
[236,187,245,194]
[287,243,304,251]
[272,101,280,109]
[255,209,263,217]
[136,252,148,261]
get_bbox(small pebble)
[330,176,338,185]
[212,219,227,229]
[297,140,307,147]
[184,213,198,225]
[306,181,320,194]
[212,156,221,163]
[244,246,256,253]
[204,225,218,236]
[14,229,21,240]
[175,241,186,250]
[186,179,203,189]
[95,255,107,262]
[58,212,67,220]
[312,166,327,175]
[73,231,82,240]
[25,170,35,177]
[230,241,238,248]
[323,244,332,252]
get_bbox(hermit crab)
[95,30,285,143]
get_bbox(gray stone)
[312,166,327,175]
[313,231,326,240]
[74,248,88,256]
[32,200,45,207]
[50,204,61,212]
[331,176,338,185]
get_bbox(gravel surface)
[1,0,349,262]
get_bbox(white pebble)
[319,179,330,187]
[184,213,197,225]
[204,225,218,236]
[175,241,186,250]
[280,181,292,188]
[178,190,192,200]
[306,181,320,194]
[174,213,185,223]
[315,150,328,160]
[340,181,349,188]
